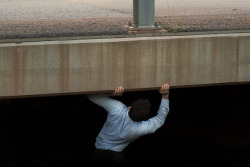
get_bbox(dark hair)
[129,98,151,122]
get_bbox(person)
[86,83,170,165]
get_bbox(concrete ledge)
[0,33,250,98]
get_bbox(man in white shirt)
[87,83,170,165]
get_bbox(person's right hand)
[159,83,169,99]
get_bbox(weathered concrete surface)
[0,33,250,98]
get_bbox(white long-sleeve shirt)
[87,94,170,152]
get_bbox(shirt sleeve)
[136,98,170,135]
[86,93,124,115]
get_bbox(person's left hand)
[113,86,124,96]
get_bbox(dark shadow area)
[0,84,250,167]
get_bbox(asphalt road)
[0,0,249,39]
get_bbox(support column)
[125,0,165,34]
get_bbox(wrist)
[162,94,169,99]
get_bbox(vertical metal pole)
[133,0,155,28]
[127,0,164,34]
[133,0,138,26]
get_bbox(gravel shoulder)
[0,0,249,40]
[0,14,249,40]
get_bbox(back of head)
[129,98,151,122]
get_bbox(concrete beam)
[0,33,250,98]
